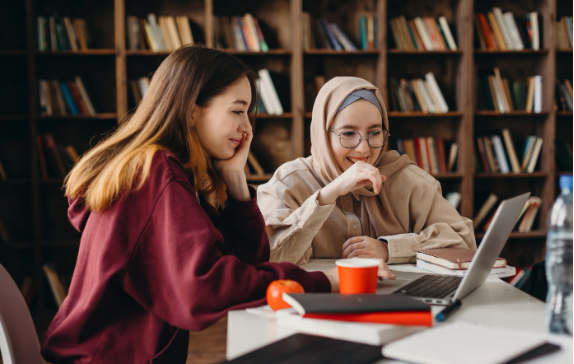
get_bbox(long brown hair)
[65,45,258,212]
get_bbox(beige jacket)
[257,157,476,265]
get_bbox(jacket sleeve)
[122,181,331,331]
[379,180,477,264]
[257,180,336,265]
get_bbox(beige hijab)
[303,77,415,237]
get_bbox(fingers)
[342,241,365,258]
[377,260,396,280]
[347,248,367,259]
[342,236,364,251]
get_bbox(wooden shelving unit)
[0,0,571,331]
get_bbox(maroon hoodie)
[41,150,331,364]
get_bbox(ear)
[190,104,197,126]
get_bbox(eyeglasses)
[329,128,390,149]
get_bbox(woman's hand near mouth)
[317,161,387,206]
[214,132,253,201]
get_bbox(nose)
[355,136,370,153]
[238,115,252,134]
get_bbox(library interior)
[0,0,572,363]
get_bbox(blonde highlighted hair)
[65,45,258,212]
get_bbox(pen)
[435,299,462,322]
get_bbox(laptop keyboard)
[393,275,463,299]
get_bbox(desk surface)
[227,269,573,363]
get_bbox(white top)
[227,261,573,363]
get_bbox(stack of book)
[39,77,96,117]
[445,192,462,210]
[477,68,542,113]
[416,248,516,278]
[473,194,541,233]
[475,130,542,174]
[214,14,269,52]
[389,73,449,114]
[389,16,457,51]
[555,139,573,172]
[301,14,368,51]
[256,69,285,115]
[37,133,80,180]
[506,266,532,290]
[474,9,540,51]
[555,79,573,111]
[126,14,195,52]
[555,16,573,50]
[37,16,91,51]
[393,137,458,175]
[129,77,150,107]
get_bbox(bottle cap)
[559,175,573,191]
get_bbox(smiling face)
[329,99,384,172]
[192,76,253,160]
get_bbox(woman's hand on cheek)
[213,132,252,201]
[341,236,389,262]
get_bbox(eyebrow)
[337,124,383,130]
[232,100,249,106]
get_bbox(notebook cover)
[304,311,432,327]
[285,293,430,314]
[225,333,383,364]
[418,248,506,270]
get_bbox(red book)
[478,14,496,50]
[37,135,48,181]
[304,312,432,327]
[476,137,490,173]
[436,138,447,173]
[67,81,87,115]
[414,138,424,169]
[283,293,433,328]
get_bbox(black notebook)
[283,293,430,314]
[225,333,383,364]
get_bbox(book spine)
[59,82,79,115]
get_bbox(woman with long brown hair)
[40,46,389,364]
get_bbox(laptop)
[393,192,530,305]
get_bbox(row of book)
[37,16,92,51]
[555,79,574,111]
[394,137,458,175]
[214,14,269,52]
[302,13,376,51]
[37,134,80,180]
[477,68,542,113]
[555,17,573,50]
[555,139,573,172]
[389,73,449,114]
[474,194,541,233]
[129,77,150,107]
[506,265,533,290]
[127,14,195,52]
[389,16,457,51]
[256,69,285,115]
[474,9,540,51]
[475,130,542,174]
[39,77,96,117]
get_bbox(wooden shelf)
[387,111,463,118]
[557,171,573,176]
[304,50,379,55]
[475,231,547,239]
[0,114,28,120]
[433,173,463,179]
[474,49,549,55]
[475,172,548,178]
[246,174,273,182]
[38,113,117,120]
[556,49,573,54]
[557,111,573,117]
[35,49,117,55]
[475,111,549,117]
[0,50,27,56]
[387,50,462,55]
[257,113,293,119]
[227,49,291,55]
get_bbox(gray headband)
[335,89,382,116]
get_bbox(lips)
[346,156,368,164]
[229,138,241,146]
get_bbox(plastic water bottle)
[545,175,573,335]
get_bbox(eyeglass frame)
[328,128,390,149]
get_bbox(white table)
[227,268,573,363]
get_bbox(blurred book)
[39,76,96,116]
[127,14,194,52]
[38,15,91,51]
[389,73,449,114]
[390,15,457,51]
[474,9,539,50]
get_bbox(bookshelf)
[0,0,571,332]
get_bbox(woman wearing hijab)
[257,77,476,265]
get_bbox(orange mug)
[336,258,380,294]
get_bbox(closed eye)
[233,111,245,115]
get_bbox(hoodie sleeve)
[122,180,331,331]
[380,171,476,264]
